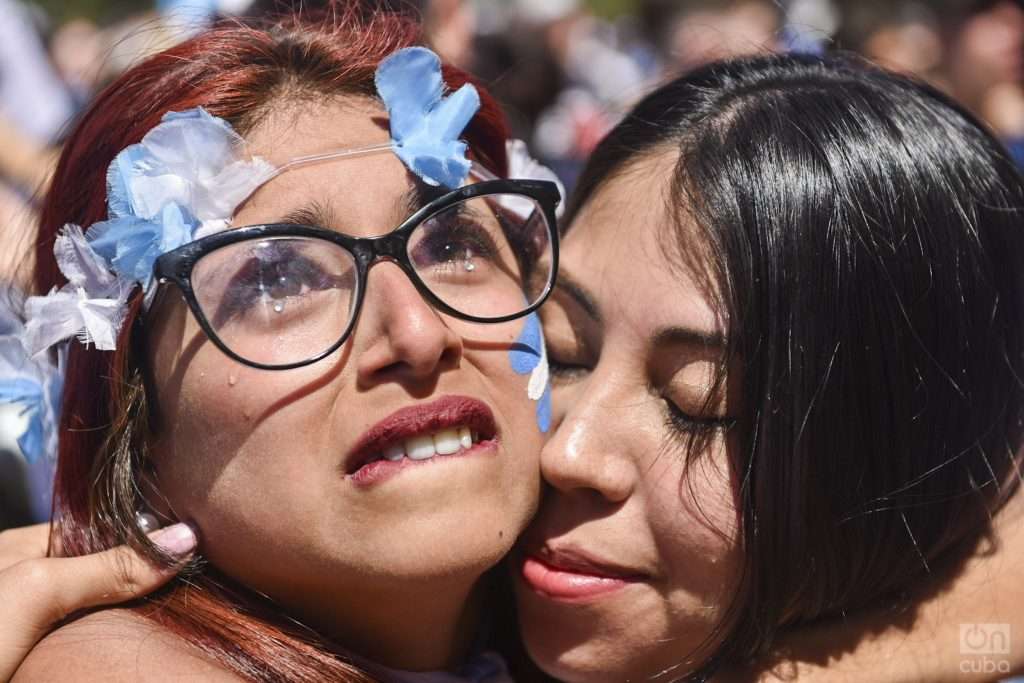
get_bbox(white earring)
[135,510,160,534]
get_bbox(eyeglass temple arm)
[265,142,504,183]
[267,142,397,180]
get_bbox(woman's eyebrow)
[278,200,339,228]
[652,326,725,351]
[276,187,425,231]
[275,180,446,231]
[556,271,603,325]
[391,181,446,224]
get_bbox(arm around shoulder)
[12,609,244,682]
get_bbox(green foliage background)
[32,0,153,24]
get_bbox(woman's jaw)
[142,98,543,671]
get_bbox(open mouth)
[345,395,498,486]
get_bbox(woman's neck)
[285,574,487,672]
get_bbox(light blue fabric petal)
[394,142,473,189]
[161,107,210,124]
[0,377,45,464]
[510,312,543,375]
[157,202,199,254]
[26,105,267,360]
[375,47,444,137]
[88,204,198,286]
[106,145,147,218]
[87,216,161,284]
[422,83,480,142]
[17,403,44,465]
[376,47,481,188]
[104,107,242,224]
[142,108,239,185]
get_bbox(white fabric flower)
[23,225,132,357]
[107,108,275,238]
[506,139,566,218]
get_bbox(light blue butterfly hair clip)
[375,46,481,189]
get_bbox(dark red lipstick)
[345,395,498,487]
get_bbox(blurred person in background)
[836,1,945,78]
[0,0,72,281]
[0,0,75,529]
[941,0,1024,165]
[0,0,74,153]
[836,0,1024,166]
[473,0,653,189]
[642,0,783,73]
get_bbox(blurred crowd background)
[1,0,1023,526]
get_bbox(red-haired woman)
[4,3,559,681]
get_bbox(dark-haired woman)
[513,53,1024,682]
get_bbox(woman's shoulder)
[12,608,243,681]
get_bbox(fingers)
[0,523,196,681]
[42,524,197,620]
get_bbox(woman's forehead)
[243,95,391,162]
[232,98,415,233]
[563,151,720,340]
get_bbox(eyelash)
[548,335,735,435]
[663,397,735,436]
[547,355,590,382]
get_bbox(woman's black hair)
[565,53,1024,679]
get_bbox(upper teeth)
[378,426,478,463]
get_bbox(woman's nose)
[540,389,637,504]
[354,262,463,388]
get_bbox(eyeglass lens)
[187,192,554,367]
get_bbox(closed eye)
[548,355,591,382]
[663,396,735,436]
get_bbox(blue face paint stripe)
[509,312,551,432]
[537,384,552,434]
[510,312,543,375]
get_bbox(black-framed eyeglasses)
[151,179,561,370]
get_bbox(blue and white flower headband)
[0,46,564,464]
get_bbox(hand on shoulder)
[0,522,197,681]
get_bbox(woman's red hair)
[39,4,509,680]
